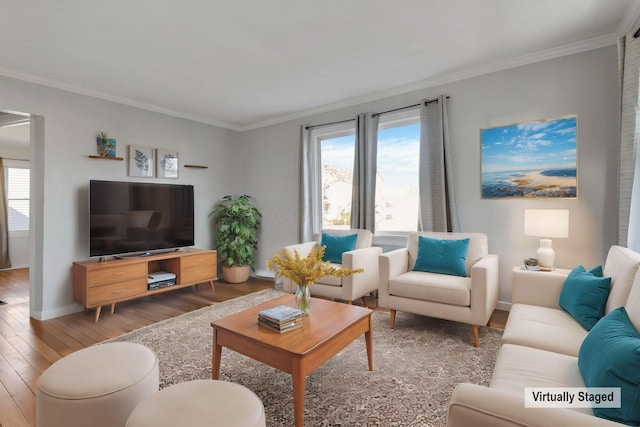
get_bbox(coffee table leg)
[366,315,374,371]
[211,328,221,380]
[292,360,305,427]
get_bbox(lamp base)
[536,238,555,269]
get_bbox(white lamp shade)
[524,209,569,238]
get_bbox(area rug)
[107,289,502,426]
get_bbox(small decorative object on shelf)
[266,245,363,314]
[96,131,116,157]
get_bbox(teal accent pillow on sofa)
[559,265,611,330]
[321,233,358,264]
[578,307,640,425]
[413,236,469,277]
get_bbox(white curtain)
[418,96,459,232]
[300,125,314,242]
[350,113,379,231]
[619,32,640,250]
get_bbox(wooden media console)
[73,248,217,322]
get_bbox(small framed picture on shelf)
[157,149,179,179]
[128,145,155,177]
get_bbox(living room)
[1,1,640,426]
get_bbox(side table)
[512,266,572,308]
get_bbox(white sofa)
[447,245,640,426]
[282,229,382,304]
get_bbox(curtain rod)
[306,96,451,129]
[305,118,355,131]
[373,96,450,118]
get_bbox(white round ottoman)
[126,379,266,427]
[37,342,159,427]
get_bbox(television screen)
[89,180,194,257]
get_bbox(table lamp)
[524,209,569,270]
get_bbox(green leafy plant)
[211,195,262,269]
[98,131,109,142]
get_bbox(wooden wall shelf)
[184,164,208,169]
[88,155,124,161]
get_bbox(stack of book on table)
[258,305,306,333]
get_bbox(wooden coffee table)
[211,294,373,427]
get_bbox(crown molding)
[0,33,620,133]
[0,66,242,131]
[239,34,617,131]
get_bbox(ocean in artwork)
[482,168,577,198]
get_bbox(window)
[5,162,30,232]
[313,125,356,231]
[375,111,420,233]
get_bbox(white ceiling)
[1,0,639,132]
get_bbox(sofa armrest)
[469,254,499,325]
[512,268,571,308]
[378,248,409,301]
[341,246,383,300]
[448,383,621,427]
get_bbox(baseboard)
[496,300,512,311]
[31,302,84,320]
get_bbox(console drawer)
[87,279,147,306]
[181,252,217,270]
[88,263,146,287]
[182,264,217,284]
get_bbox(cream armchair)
[378,231,499,347]
[282,229,382,304]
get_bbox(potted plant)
[211,195,262,283]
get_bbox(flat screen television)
[89,180,194,257]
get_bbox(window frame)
[4,159,30,237]
[309,121,356,236]
[374,108,420,237]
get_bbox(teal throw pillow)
[320,233,358,264]
[578,307,640,425]
[559,265,611,330]
[413,236,469,277]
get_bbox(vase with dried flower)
[266,246,363,313]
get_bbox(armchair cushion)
[578,307,640,425]
[389,271,471,306]
[413,236,469,277]
[559,265,611,330]
[320,233,358,263]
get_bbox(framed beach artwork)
[480,116,577,199]
[128,145,155,177]
[157,149,179,179]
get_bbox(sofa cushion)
[413,236,469,277]
[490,344,592,416]
[389,271,471,306]
[578,306,640,425]
[320,233,357,263]
[501,303,588,357]
[559,265,611,330]
[603,245,640,314]
[407,232,487,277]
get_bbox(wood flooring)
[0,268,507,427]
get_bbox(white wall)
[242,46,620,307]
[0,75,243,319]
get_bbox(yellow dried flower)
[266,245,363,286]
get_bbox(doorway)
[0,111,31,309]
